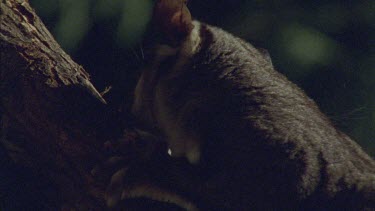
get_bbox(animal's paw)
[91,155,129,184]
[92,128,199,210]
[105,167,199,210]
[91,128,165,181]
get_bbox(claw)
[105,167,128,207]
[91,156,127,181]
[120,183,199,211]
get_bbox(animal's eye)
[158,54,179,74]
[142,30,168,50]
[154,31,178,47]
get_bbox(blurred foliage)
[29,0,374,156]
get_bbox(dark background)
[0,0,374,209]
[29,0,374,156]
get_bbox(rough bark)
[0,0,115,209]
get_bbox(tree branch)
[1,0,115,208]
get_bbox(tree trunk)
[0,0,118,209]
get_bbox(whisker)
[140,43,145,61]
[131,48,141,63]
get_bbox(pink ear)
[153,0,193,45]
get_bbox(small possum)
[108,0,375,210]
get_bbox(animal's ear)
[153,0,193,46]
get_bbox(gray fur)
[135,22,375,209]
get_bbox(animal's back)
[165,23,375,209]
